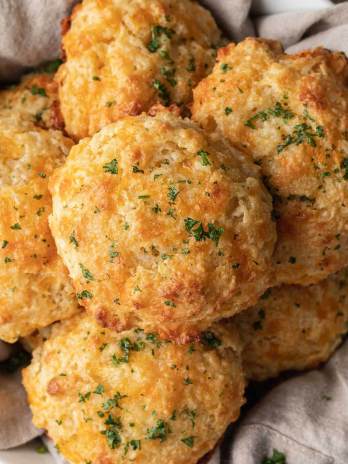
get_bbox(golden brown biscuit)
[192,38,348,286]
[49,109,276,339]
[0,73,64,131]
[235,268,348,381]
[56,0,221,140]
[23,314,245,464]
[0,114,78,342]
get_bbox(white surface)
[0,0,334,463]
[252,0,332,15]
[0,439,54,464]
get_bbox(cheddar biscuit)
[23,314,245,464]
[0,72,64,131]
[49,110,276,339]
[235,268,348,381]
[56,0,221,139]
[0,114,78,342]
[192,38,348,285]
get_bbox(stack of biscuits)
[0,1,347,463]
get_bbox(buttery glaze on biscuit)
[49,110,276,339]
[56,0,222,139]
[192,38,348,286]
[23,314,245,464]
[235,267,348,381]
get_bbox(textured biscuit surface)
[0,96,78,342]
[235,268,348,381]
[23,314,245,464]
[57,0,221,139]
[0,73,64,131]
[192,38,348,285]
[49,110,276,339]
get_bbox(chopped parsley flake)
[160,66,177,87]
[288,256,297,264]
[69,231,78,247]
[103,159,118,174]
[94,384,105,395]
[164,299,176,307]
[225,106,233,115]
[40,59,62,74]
[220,63,231,73]
[262,449,287,464]
[36,444,48,454]
[153,79,170,106]
[79,263,94,281]
[245,102,294,129]
[1,240,8,249]
[112,337,145,365]
[181,436,195,448]
[76,289,93,299]
[341,158,348,180]
[201,331,221,348]
[184,218,224,246]
[146,419,171,442]
[78,391,91,403]
[109,242,120,262]
[101,423,122,449]
[168,185,179,202]
[183,408,197,428]
[197,149,211,166]
[277,123,324,153]
[92,75,101,81]
[4,256,13,263]
[132,165,144,173]
[10,223,21,230]
[147,25,174,53]
[30,86,47,97]
[152,204,162,214]
[125,439,141,454]
[183,377,193,385]
[102,392,127,411]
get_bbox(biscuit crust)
[56,0,221,139]
[0,73,64,131]
[49,110,276,339]
[192,38,348,285]
[23,314,245,464]
[235,268,348,381]
[0,93,78,342]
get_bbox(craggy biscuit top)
[235,267,348,381]
[0,109,78,342]
[0,71,64,131]
[23,314,245,464]
[192,38,348,285]
[49,109,276,339]
[56,0,222,139]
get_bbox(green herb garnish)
[146,419,171,442]
[30,86,47,97]
[181,436,195,448]
[103,159,118,174]
[262,449,286,464]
